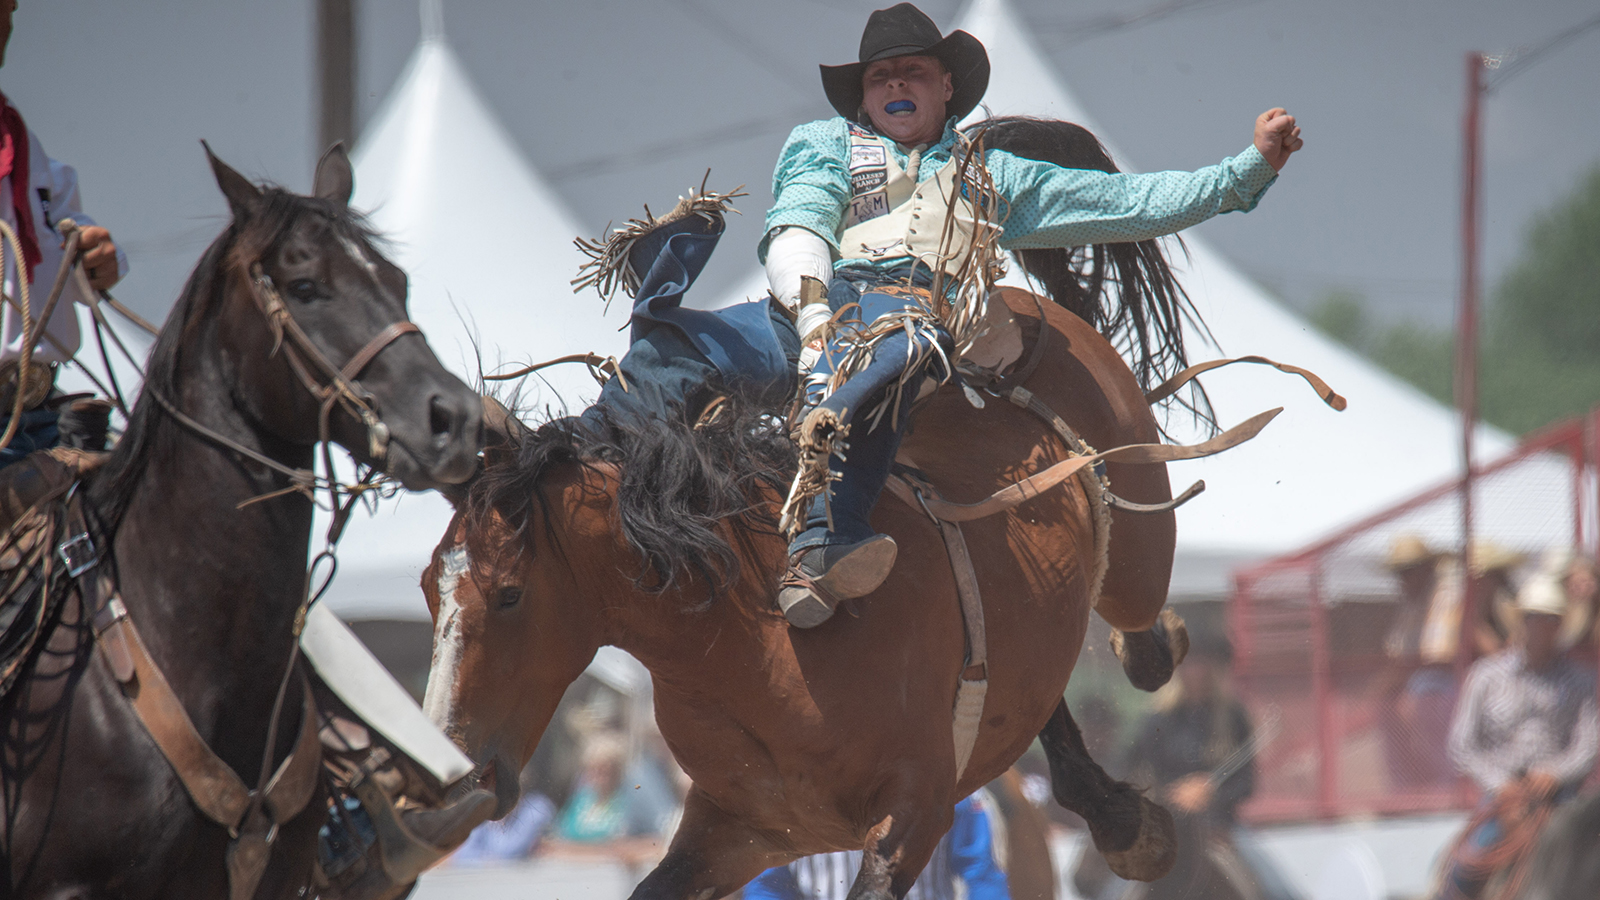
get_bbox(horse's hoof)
[1110,608,1189,692]
[1098,795,1177,882]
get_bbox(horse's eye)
[495,586,523,609]
[287,279,320,301]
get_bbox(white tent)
[318,4,628,620]
[711,0,1513,594]
[954,0,1512,590]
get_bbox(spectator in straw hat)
[1379,533,1459,789]
[1436,576,1599,900]
[1541,546,1598,654]
[1468,540,1527,655]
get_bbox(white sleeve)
[763,226,832,309]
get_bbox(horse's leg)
[1038,699,1175,882]
[1108,607,1190,692]
[628,787,788,900]
[1095,461,1188,691]
[843,806,951,900]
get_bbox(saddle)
[0,446,109,698]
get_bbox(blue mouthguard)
[886,100,916,114]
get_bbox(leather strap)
[984,294,1050,395]
[99,603,254,827]
[339,321,421,382]
[884,470,989,780]
[481,352,626,392]
[1143,354,1347,410]
[1008,385,1205,516]
[93,594,322,835]
[1008,385,1077,448]
[890,408,1280,524]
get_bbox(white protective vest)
[838,123,997,277]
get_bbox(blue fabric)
[743,795,1007,900]
[743,861,802,900]
[792,268,948,553]
[760,116,1278,267]
[947,795,1009,900]
[0,407,59,468]
[583,215,800,431]
[626,220,792,406]
[451,792,556,866]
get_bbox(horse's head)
[201,143,481,489]
[419,403,613,816]
[416,399,795,816]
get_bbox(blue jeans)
[0,406,59,468]
[790,267,951,553]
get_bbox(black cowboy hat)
[820,3,990,124]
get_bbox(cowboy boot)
[777,534,898,628]
[56,398,113,451]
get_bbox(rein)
[7,238,428,898]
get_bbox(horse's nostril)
[429,395,455,440]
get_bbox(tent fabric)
[319,21,628,621]
[707,0,1510,594]
[952,0,1510,573]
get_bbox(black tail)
[969,115,1215,431]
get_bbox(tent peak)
[420,0,445,44]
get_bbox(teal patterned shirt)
[760,117,1278,270]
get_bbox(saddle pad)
[0,505,67,698]
[0,448,106,699]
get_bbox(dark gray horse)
[1513,791,1600,900]
[1,145,481,899]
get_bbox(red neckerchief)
[0,92,41,283]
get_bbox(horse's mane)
[95,188,382,525]
[468,397,797,604]
[969,115,1216,430]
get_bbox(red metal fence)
[1229,410,1600,823]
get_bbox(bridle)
[246,262,419,464]
[144,260,420,515]
[58,235,439,899]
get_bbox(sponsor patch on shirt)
[849,143,887,170]
[851,169,888,195]
[848,191,890,224]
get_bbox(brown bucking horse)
[419,117,1283,900]
[0,146,481,898]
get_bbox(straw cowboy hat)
[1468,540,1526,578]
[1383,534,1443,572]
[1515,576,1568,618]
[820,3,991,123]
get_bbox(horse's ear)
[481,395,529,448]
[202,140,261,222]
[313,142,354,209]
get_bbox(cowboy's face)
[1523,612,1562,669]
[862,55,953,146]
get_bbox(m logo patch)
[848,191,890,224]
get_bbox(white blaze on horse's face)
[336,232,383,288]
[423,542,472,730]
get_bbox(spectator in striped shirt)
[1436,576,1600,900]
[742,793,1007,900]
